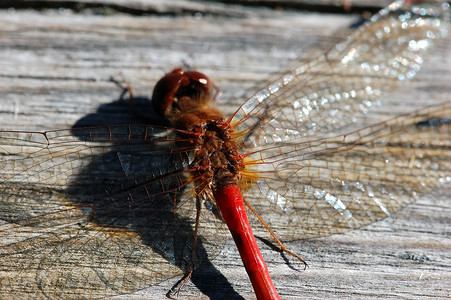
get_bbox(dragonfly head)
[151,68,220,123]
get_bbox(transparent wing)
[0,126,228,298]
[231,0,449,147]
[242,103,451,241]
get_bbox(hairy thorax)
[177,108,244,194]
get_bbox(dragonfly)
[0,0,450,299]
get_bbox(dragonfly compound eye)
[152,68,217,121]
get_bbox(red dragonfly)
[1,1,450,299]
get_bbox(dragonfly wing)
[0,126,186,223]
[242,103,451,241]
[231,0,449,148]
[0,126,228,298]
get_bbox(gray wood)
[0,1,449,299]
[0,0,392,15]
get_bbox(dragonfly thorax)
[190,118,244,194]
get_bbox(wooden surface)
[0,1,450,299]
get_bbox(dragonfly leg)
[168,194,203,297]
[110,74,171,124]
[190,194,202,272]
[167,271,193,298]
[110,74,135,107]
[243,197,308,269]
[166,196,202,298]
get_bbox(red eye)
[184,71,210,86]
[151,70,185,118]
[152,68,217,119]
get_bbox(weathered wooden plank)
[0,0,392,15]
[0,1,450,299]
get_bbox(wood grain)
[0,1,449,299]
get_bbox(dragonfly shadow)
[65,94,242,298]
[256,236,305,272]
[72,96,166,129]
